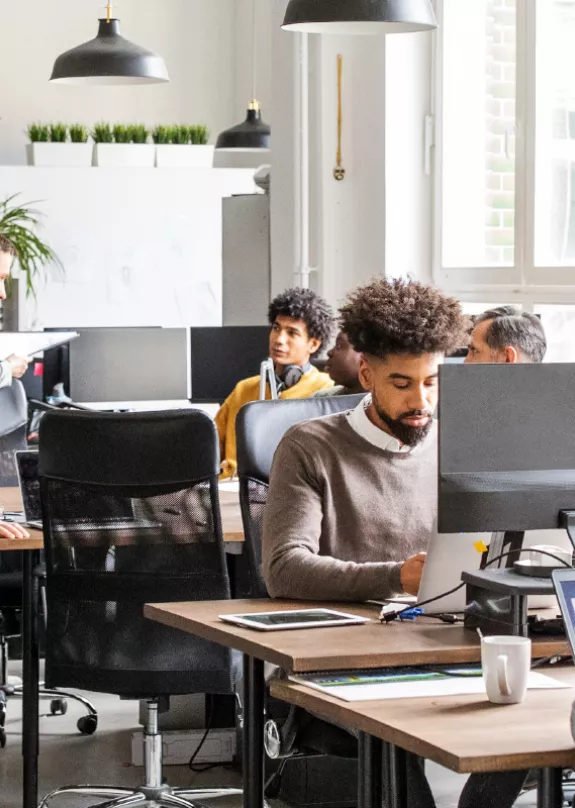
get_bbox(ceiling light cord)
[251,0,258,105]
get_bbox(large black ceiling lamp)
[50,3,169,86]
[282,0,437,35]
[216,0,270,151]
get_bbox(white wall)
[0,167,255,329]
[0,0,274,166]
[269,14,434,312]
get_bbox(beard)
[371,391,433,447]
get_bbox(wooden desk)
[271,667,575,808]
[144,598,567,673]
[271,667,575,774]
[0,486,244,550]
[144,598,568,808]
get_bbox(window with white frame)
[435,0,575,308]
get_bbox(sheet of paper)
[290,671,571,702]
[0,331,78,360]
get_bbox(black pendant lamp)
[282,0,437,35]
[216,100,270,151]
[50,3,169,85]
[216,0,270,152]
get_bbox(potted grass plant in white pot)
[154,124,213,167]
[93,123,154,167]
[27,122,90,167]
[26,123,49,165]
[67,124,93,166]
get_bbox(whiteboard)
[0,331,78,360]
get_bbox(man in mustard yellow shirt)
[215,288,334,478]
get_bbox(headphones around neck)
[275,364,306,393]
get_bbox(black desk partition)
[189,326,270,402]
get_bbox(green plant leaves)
[0,195,63,298]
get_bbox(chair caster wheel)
[77,714,97,735]
[50,698,68,716]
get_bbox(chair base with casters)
[0,589,98,741]
[38,697,243,808]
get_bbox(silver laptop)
[369,531,488,614]
[417,531,489,614]
[15,450,162,535]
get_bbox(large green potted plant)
[0,195,62,298]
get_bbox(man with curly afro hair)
[215,287,334,478]
[263,279,527,808]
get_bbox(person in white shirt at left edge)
[0,236,31,388]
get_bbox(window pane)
[534,305,575,361]
[460,302,517,316]
[442,0,516,268]
[534,1,575,266]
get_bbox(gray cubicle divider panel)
[68,327,190,402]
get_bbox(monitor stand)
[465,530,561,636]
[485,530,525,569]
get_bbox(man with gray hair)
[465,305,547,364]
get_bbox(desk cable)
[380,548,573,625]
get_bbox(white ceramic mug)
[481,635,531,705]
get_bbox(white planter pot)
[26,142,93,167]
[94,144,155,167]
[155,144,215,168]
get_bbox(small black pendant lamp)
[282,0,437,35]
[50,3,169,85]
[216,0,270,152]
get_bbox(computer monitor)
[189,326,270,401]
[44,327,189,403]
[438,363,575,535]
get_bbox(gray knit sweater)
[262,412,437,602]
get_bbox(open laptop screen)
[15,451,41,523]
[552,568,575,656]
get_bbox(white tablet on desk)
[218,608,371,631]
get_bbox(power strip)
[131,728,236,767]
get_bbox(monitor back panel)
[438,363,575,533]
[68,328,189,402]
[189,326,270,402]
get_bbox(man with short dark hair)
[215,288,334,479]
[263,279,526,808]
[0,235,30,387]
[465,305,546,364]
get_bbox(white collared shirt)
[347,394,412,453]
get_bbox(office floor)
[0,662,538,808]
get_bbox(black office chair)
[236,394,366,599]
[36,409,242,808]
[0,381,94,745]
[236,394,366,800]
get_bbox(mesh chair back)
[39,409,235,697]
[236,394,366,598]
[0,380,27,486]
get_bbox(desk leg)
[537,767,563,808]
[243,655,265,808]
[22,551,39,808]
[384,743,408,808]
[358,733,383,808]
